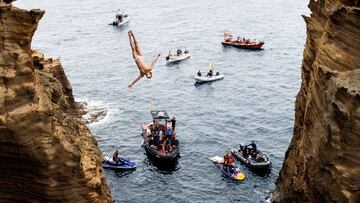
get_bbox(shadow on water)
[144,154,180,174]
[245,166,272,178]
[113,168,136,177]
[194,79,223,88]
[165,59,190,68]
[165,61,182,67]
[108,23,129,31]
[221,45,265,54]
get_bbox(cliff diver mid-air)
[127,30,161,88]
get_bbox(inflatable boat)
[231,147,271,169]
[194,73,224,83]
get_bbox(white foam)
[77,98,120,126]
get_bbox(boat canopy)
[150,110,170,120]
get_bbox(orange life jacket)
[228,156,234,164]
[224,155,230,164]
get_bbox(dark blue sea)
[16,0,310,202]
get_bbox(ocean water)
[15,0,310,202]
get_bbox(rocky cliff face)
[0,3,112,202]
[272,0,360,202]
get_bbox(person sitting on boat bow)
[113,150,124,164]
[224,31,233,42]
[197,70,201,77]
[166,50,173,61]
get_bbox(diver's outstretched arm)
[148,53,161,70]
[128,74,144,88]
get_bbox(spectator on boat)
[169,117,176,131]
[163,129,172,142]
[154,123,161,135]
[224,152,234,172]
[164,140,171,153]
[177,49,182,56]
[113,150,123,164]
[224,31,233,42]
[250,141,257,153]
[172,138,179,147]
[149,136,156,147]
[161,125,168,136]
[127,30,161,88]
[148,124,154,135]
[168,50,173,58]
[207,69,213,77]
[251,150,257,159]
[154,134,160,144]
[197,71,201,77]
[118,15,122,22]
[171,133,178,144]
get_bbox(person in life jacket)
[224,152,235,172]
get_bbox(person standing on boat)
[168,117,176,131]
[128,30,161,88]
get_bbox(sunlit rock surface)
[272,0,360,202]
[0,3,112,202]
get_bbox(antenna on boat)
[149,101,155,110]
[208,61,214,70]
